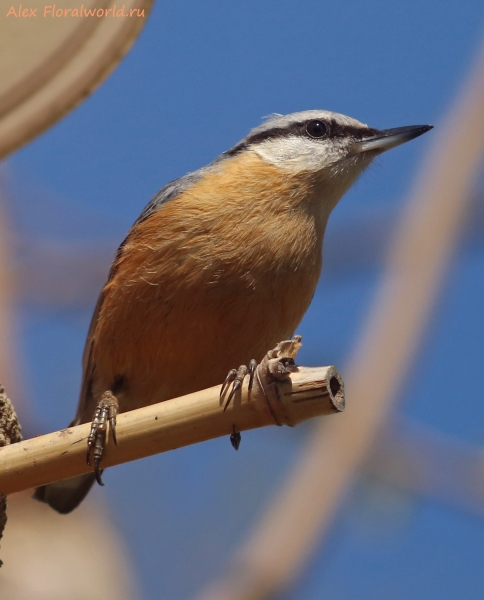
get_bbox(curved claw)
[94,461,105,486]
[230,425,241,451]
[223,379,241,411]
[221,369,237,398]
[221,359,257,449]
[86,391,119,486]
[248,359,257,390]
[221,359,258,410]
[110,416,118,446]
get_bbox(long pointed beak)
[352,124,433,154]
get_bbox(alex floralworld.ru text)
[6,5,145,17]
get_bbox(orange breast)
[91,152,326,410]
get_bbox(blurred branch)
[365,418,484,518]
[0,356,344,496]
[196,34,484,600]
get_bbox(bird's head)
[223,110,432,212]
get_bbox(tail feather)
[33,473,96,514]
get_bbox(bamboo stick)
[0,343,344,496]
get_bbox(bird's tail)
[33,473,96,514]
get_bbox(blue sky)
[5,1,484,598]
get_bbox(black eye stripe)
[329,120,379,140]
[224,120,379,157]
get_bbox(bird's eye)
[306,120,327,138]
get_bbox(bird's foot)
[220,336,303,450]
[259,335,302,382]
[86,390,119,486]
[220,359,258,411]
[220,360,257,453]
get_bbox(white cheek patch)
[251,136,346,173]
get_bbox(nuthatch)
[34,110,432,513]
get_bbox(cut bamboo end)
[0,363,344,497]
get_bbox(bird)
[34,110,432,513]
